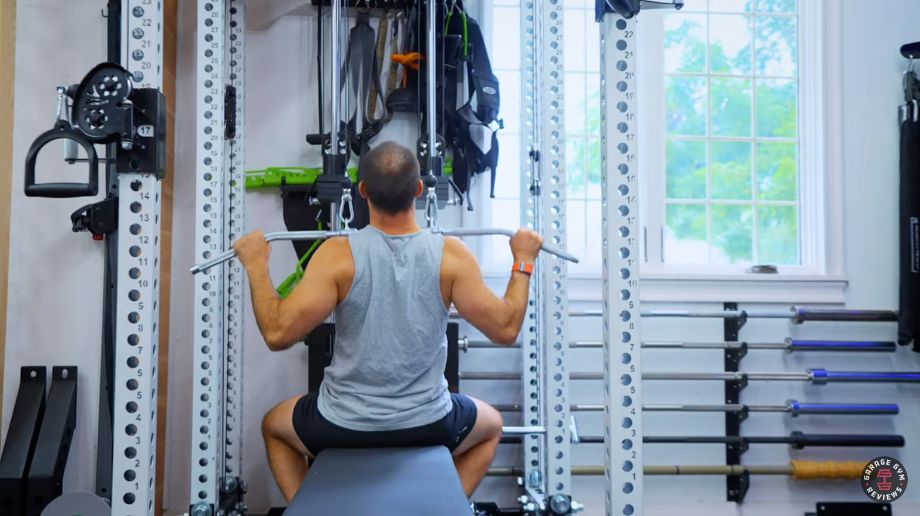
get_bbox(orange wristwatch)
[513,262,535,276]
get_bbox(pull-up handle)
[24,123,99,198]
[902,41,920,59]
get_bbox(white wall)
[3,0,108,495]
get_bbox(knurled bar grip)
[190,227,581,274]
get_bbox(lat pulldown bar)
[569,306,898,323]
[458,369,920,383]
[491,400,899,416]
[190,228,579,273]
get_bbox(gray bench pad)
[284,446,471,515]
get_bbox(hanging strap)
[341,12,386,154]
[367,11,389,122]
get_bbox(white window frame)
[473,0,845,303]
[634,0,846,302]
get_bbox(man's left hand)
[234,230,271,270]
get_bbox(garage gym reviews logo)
[863,456,908,502]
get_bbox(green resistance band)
[276,222,324,299]
[245,163,453,190]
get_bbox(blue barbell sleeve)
[810,369,920,384]
[788,340,897,352]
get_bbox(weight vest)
[443,10,502,202]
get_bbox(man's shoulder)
[313,236,353,265]
[441,236,477,268]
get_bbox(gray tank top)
[317,226,452,431]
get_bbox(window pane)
[585,9,600,73]
[666,76,707,135]
[756,0,796,14]
[665,14,707,73]
[711,204,753,264]
[666,139,707,199]
[755,141,797,200]
[709,0,753,12]
[678,0,709,12]
[488,199,522,267]
[710,140,752,200]
[665,203,708,264]
[757,205,799,264]
[566,137,586,199]
[586,77,601,135]
[566,199,588,273]
[494,133,521,197]
[756,78,796,137]
[709,15,753,75]
[490,199,521,231]
[756,15,797,77]
[584,200,602,269]
[710,77,752,137]
[564,7,587,72]
[586,137,602,199]
[496,70,521,133]
[492,7,520,70]
[565,72,586,135]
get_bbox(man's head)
[357,141,422,215]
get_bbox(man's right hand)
[510,228,544,263]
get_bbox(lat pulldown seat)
[284,447,471,515]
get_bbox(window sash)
[476,0,835,282]
[639,0,824,275]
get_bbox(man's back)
[318,226,452,431]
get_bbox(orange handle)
[790,460,864,480]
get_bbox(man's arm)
[236,232,348,351]
[445,230,543,345]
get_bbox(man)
[233,141,543,502]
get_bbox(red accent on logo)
[877,468,893,492]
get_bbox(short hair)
[358,141,421,214]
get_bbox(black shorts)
[292,392,478,456]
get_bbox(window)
[478,0,825,281]
[479,0,602,276]
[640,0,810,273]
